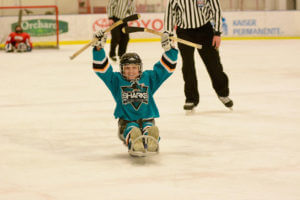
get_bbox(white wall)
[0,0,78,14]
[276,0,288,9]
[91,0,108,6]
[0,0,299,15]
[57,0,78,14]
[265,0,277,10]
[0,0,56,7]
[220,0,297,11]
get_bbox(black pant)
[176,23,230,106]
[109,17,129,58]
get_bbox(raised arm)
[148,32,178,93]
[92,30,118,93]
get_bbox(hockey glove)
[92,29,107,48]
[4,43,14,52]
[161,31,173,51]
[27,46,32,52]
[26,40,32,52]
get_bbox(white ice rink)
[1,39,300,200]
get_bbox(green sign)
[12,19,68,37]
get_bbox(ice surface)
[0,40,300,200]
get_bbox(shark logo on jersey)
[121,81,149,110]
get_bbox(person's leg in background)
[109,17,121,61]
[118,23,129,58]
[197,46,233,108]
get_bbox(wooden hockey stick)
[70,14,140,60]
[122,26,202,49]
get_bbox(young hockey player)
[5,25,32,53]
[91,29,178,155]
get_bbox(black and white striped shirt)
[107,0,136,19]
[164,0,222,34]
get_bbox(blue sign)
[222,17,228,35]
[231,19,281,36]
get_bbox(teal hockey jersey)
[92,47,178,121]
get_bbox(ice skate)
[184,102,196,114]
[129,127,145,152]
[147,126,159,152]
[128,127,145,157]
[218,96,233,110]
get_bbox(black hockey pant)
[176,24,230,105]
[109,17,129,58]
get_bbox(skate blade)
[128,150,147,157]
[128,151,158,157]
[185,109,195,115]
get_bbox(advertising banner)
[1,11,299,46]
[221,11,300,38]
[59,11,299,42]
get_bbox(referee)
[107,0,136,61]
[164,0,233,110]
